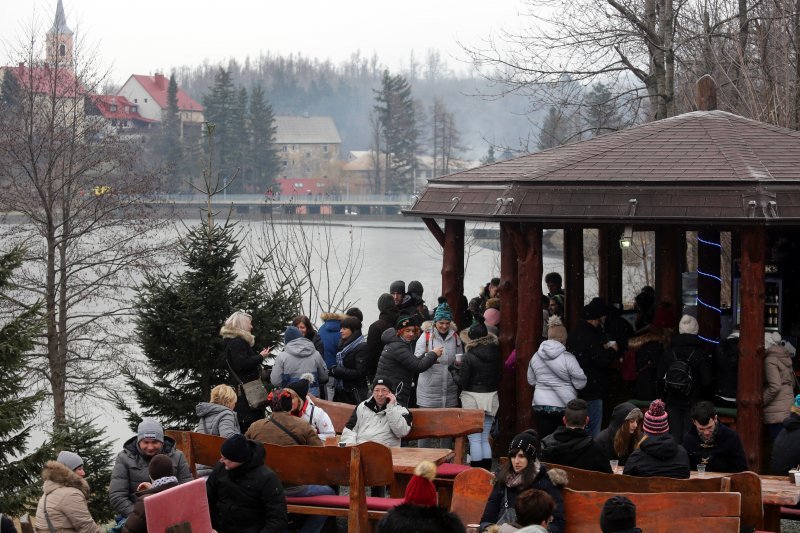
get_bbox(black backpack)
[663,350,696,396]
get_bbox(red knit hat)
[643,399,669,434]
[403,475,437,507]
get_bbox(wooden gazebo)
[405,81,800,471]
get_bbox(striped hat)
[643,399,669,434]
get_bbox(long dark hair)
[497,450,540,488]
[292,315,317,339]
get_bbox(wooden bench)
[563,489,741,532]
[167,430,403,533]
[449,467,494,527]
[543,463,763,530]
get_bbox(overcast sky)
[0,0,525,85]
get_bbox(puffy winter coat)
[294,397,336,436]
[566,320,615,400]
[222,328,266,432]
[35,461,101,533]
[318,313,345,368]
[206,440,288,533]
[480,465,565,533]
[270,337,328,397]
[413,322,461,408]
[763,344,795,424]
[656,333,712,409]
[622,434,690,479]
[527,340,587,408]
[595,402,639,465]
[459,330,501,393]
[245,411,323,447]
[108,436,193,517]
[771,413,800,475]
[195,402,240,476]
[540,427,613,473]
[121,480,179,533]
[330,331,371,404]
[375,328,438,406]
[340,396,413,447]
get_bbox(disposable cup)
[455,353,464,364]
[609,460,619,473]
[697,464,706,476]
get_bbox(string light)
[697,237,722,248]
[698,334,720,345]
[696,296,721,314]
[697,233,721,345]
[697,270,723,283]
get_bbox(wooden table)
[690,471,800,531]
[390,447,455,497]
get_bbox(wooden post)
[442,219,465,328]
[564,226,584,331]
[697,230,722,345]
[738,226,765,472]
[509,223,544,433]
[598,226,623,306]
[655,228,683,318]
[497,223,520,449]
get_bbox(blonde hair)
[210,384,237,408]
[224,310,252,332]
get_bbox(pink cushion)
[781,506,800,518]
[286,495,403,512]
[366,497,405,511]
[436,463,471,477]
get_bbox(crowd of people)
[23,273,800,533]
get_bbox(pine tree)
[537,106,577,150]
[228,87,249,193]
[0,246,49,515]
[584,82,624,137]
[248,85,280,193]
[49,418,115,522]
[202,69,238,184]
[160,73,183,192]
[0,69,21,109]
[373,70,418,193]
[118,218,299,430]
[480,145,496,165]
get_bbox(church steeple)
[46,0,74,67]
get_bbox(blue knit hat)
[284,326,302,344]
[792,394,800,415]
[434,302,453,323]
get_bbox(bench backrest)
[313,398,483,463]
[357,441,397,487]
[728,471,764,531]
[543,462,731,493]
[563,490,741,532]
[449,467,494,527]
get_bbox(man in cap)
[374,315,442,407]
[109,418,193,517]
[566,297,618,437]
[340,377,413,447]
[207,434,288,532]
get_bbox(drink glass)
[697,464,706,476]
[609,460,619,473]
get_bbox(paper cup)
[792,470,800,486]
[455,353,464,363]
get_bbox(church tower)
[46,0,73,67]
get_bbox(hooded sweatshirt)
[527,339,587,408]
[540,426,613,473]
[771,413,800,475]
[270,337,329,397]
[622,433,690,479]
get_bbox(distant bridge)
[158,193,416,216]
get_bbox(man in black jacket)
[540,399,613,473]
[365,293,399,382]
[566,298,618,437]
[683,401,747,473]
[206,434,288,532]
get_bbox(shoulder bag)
[226,356,268,409]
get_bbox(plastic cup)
[792,471,800,486]
[697,464,706,476]
[610,460,619,473]
[455,353,464,364]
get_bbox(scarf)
[335,334,365,389]
[152,476,178,488]
[505,472,524,487]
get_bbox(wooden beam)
[442,220,465,328]
[564,227,585,332]
[598,227,623,306]
[497,222,520,450]
[655,228,683,318]
[738,226,765,472]
[697,230,721,345]
[422,217,445,247]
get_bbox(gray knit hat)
[137,418,164,443]
[56,450,84,471]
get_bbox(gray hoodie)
[194,402,240,477]
[270,337,329,396]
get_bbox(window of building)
[144,98,148,103]
[110,105,117,112]
[131,105,137,112]
[323,144,328,153]
[291,145,297,151]
[134,99,138,103]
[304,152,311,158]
[282,161,288,167]
[59,44,65,57]
[282,146,288,152]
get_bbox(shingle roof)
[275,116,342,144]
[129,74,203,112]
[406,110,800,225]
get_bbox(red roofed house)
[117,73,204,138]
[89,94,157,138]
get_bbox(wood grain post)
[564,226,585,331]
[598,226,623,306]
[442,219,465,328]
[738,226,765,472]
[655,228,683,319]
[497,223,520,450]
[697,230,722,345]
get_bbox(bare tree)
[0,20,170,429]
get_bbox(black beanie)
[508,429,539,461]
[468,315,488,340]
[600,495,637,532]
[220,434,252,463]
[341,316,362,332]
[287,377,310,402]
[390,280,405,294]
[408,280,423,297]
[148,453,174,480]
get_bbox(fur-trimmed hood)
[220,325,255,347]
[42,460,90,497]
[628,328,668,351]
[459,330,498,352]
[320,312,347,322]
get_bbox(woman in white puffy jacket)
[527,316,587,439]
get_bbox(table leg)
[763,504,781,532]
[392,473,410,498]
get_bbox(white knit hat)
[678,314,699,335]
